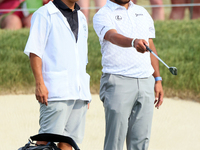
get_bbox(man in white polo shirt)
[93,0,164,150]
[24,0,91,149]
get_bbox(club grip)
[145,45,153,53]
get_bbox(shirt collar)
[47,1,80,15]
[53,0,80,12]
[47,1,59,14]
[107,0,134,11]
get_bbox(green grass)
[0,29,34,93]
[153,20,200,100]
[0,19,200,101]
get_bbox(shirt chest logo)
[115,15,122,21]
[135,13,143,17]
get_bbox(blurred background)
[0,0,200,101]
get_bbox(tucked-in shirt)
[93,0,155,78]
[24,1,91,101]
[53,0,79,41]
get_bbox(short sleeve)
[24,12,50,58]
[93,10,116,41]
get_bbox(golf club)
[145,45,177,75]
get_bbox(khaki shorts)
[39,100,88,143]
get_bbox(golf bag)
[18,133,80,150]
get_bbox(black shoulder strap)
[30,133,80,150]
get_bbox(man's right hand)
[134,39,149,53]
[35,83,49,106]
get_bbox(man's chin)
[114,0,130,5]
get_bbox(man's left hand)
[154,81,164,109]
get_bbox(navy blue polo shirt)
[53,0,80,41]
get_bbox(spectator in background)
[77,0,106,22]
[0,0,51,30]
[170,0,200,19]
[132,0,165,20]
[0,0,26,29]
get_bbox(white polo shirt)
[93,0,155,78]
[24,1,91,101]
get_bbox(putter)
[145,45,177,75]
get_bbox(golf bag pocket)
[18,133,80,150]
[18,140,60,150]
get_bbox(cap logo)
[115,15,122,21]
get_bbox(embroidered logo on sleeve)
[115,15,122,21]
[83,24,87,38]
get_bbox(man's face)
[114,0,130,5]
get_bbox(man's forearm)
[29,53,44,85]
[104,29,148,53]
[104,29,133,47]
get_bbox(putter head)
[169,67,177,75]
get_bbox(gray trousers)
[100,74,155,150]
